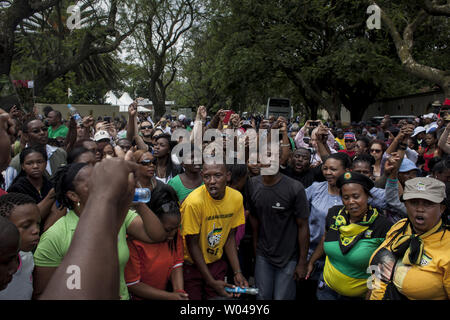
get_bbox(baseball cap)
[426,123,438,134]
[399,158,419,173]
[411,126,426,137]
[344,132,356,141]
[178,114,186,121]
[94,130,111,142]
[241,120,252,128]
[431,100,442,107]
[403,177,446,203]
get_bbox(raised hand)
[196,105,207,121]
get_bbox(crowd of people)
[0,98,450,300]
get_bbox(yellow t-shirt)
[181,185,245,264]
[369,218,450,300]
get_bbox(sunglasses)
[140,159,157,166]
[370,149,382,153]
[141,126,153,130]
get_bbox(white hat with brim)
[94,130,111,142]
[411,126,426,137]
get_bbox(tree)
[124,0,196,118]
[0,0,140,110]
[370,0,450,99]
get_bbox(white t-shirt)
[0,251,34,300]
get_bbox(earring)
[77,202,80,207]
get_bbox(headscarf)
[333,205,379,254]
[390,219,442,266]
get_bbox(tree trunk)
[153,99,166,119]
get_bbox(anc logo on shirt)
[207,223,223,249]
[420,253,432,266]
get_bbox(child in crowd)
[0,193,41,299]
[0,216,20,292]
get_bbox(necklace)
[157,166,166,178]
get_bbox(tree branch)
[421,0,450,17]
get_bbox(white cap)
[178,114,186,121]
[94,130,111,142]
[423,113,435,119]
[411,126,426,137]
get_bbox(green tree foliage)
[368,0,450,98]
[122,0,197,118]
[0,0,139,110]
[175,0,447,121]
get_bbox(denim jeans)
[254,255,297,300]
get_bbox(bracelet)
[280,143,290,147]
[234,270,242,275]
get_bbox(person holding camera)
[294,120,337,167]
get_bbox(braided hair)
[0,192,36,218]
[52,163,89,210]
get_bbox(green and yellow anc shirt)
[322,205,393,298]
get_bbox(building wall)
[362,91,445,120]
[35,103,122,121]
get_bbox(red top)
[338,149,356,158]
[0,188,7,196]
[423,147,435,172]
[125,233,184,300]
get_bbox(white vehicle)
[266,97,292,119]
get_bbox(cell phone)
[310,121,319,127]
[384,132,390,139]
[104,116,112,123]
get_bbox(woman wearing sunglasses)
[368,140,386,180]
[133,150,178,211]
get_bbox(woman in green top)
[33,162,168,300]
[168,143,203,204]
[306,172,393,300]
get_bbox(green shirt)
[168,175,203,203]
[48,125,68,139]
[33,209,138,300]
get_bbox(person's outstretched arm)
[40,158,138,300]
[438,122,450,155]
